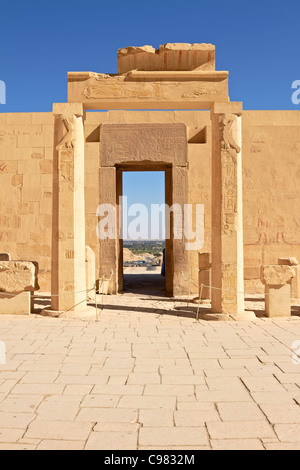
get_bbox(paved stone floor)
[0,282,300,450]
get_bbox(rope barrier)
[180,271,300,299]
[0,288,96,299]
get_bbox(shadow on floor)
[123,273,166,297]
[88,302,207,320]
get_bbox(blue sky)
[0,0,299,112]
[123,172,165,240]
[1,0,299,238]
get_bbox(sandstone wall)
[0,110,299,294]
[0,113,53,291]
[243,111,300,293]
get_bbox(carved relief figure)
[56,117,75,150]
[219,114,240,236]
[219,113,241,162]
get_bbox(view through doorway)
[122,171,166,296]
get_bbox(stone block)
[0,261,38,294]
[261,265,296,318]
[0,254,11,261]
[261,265,295,287]
[266,284,292,317]
[117,43,216,74]
[0,291,31,315]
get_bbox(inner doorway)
[120,170,166,296]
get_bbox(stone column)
[51,103,87,312]
[198,253,211,300]
[211,102,245,316]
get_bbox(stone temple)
[0,43,299,318]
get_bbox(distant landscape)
[123,241,165,268]
[123,240,165,257]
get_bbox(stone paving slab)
[0,291,299,450]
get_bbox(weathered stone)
[117,45,156,57]
[117,43,215,74]
[261,265,296,286]
[0,262,37,294]
[100,123,187,167]
[278,257,298,266]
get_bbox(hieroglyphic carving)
[100,124,187,167]
[182,88,218,98]
[222,264,237,306]
[55,116,77,192]
[219,114,240,237]
[58,150,74,191]
[80,77,223,102]
[173,167,188,273]
[99,167,117,282]
[83,82,162,100]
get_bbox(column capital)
[211,102,243,117]
[52,102,84,118]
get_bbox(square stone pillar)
[98,167,117,294]
[51,103,87,312]
[172,166,189,297]
[261,265,296,317]
[86,246,96,293]
[199,252,211,300]
[211,103,245,316]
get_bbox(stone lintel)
[67,72,229,110]
[100,123,188,168]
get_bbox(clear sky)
[123,172,165,240]
[1,0,299,112]
[1,0,299,238]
